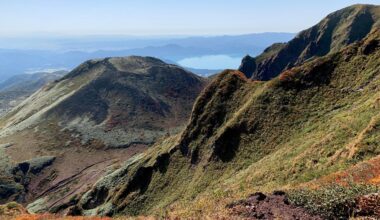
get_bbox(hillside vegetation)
[67,25,380,218]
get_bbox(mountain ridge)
[239,4,380,80]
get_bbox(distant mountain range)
[0,33,294,81]
[0,33,295,52]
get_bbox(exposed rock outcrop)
[12,156,56,176]
[238,55,256,78]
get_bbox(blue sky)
[0,0,379,36]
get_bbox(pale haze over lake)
[178,55,242,69]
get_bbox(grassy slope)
[70,29,380,218]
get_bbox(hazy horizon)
[0,1,378,78]
[0,0,379,37]
[0,33,296,77]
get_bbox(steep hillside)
[239,4,380,80]
[0,56,207,212]
[66,28,380,218]
[0,71,67,116]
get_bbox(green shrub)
[288,183,379,219]
[6,202,19,209]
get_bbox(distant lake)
[178,55,242,70]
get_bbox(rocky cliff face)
[238,55,256,78]
[239,4,380,80]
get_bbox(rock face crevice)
[2,156,57,203]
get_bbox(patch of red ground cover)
[310,155,380,187]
